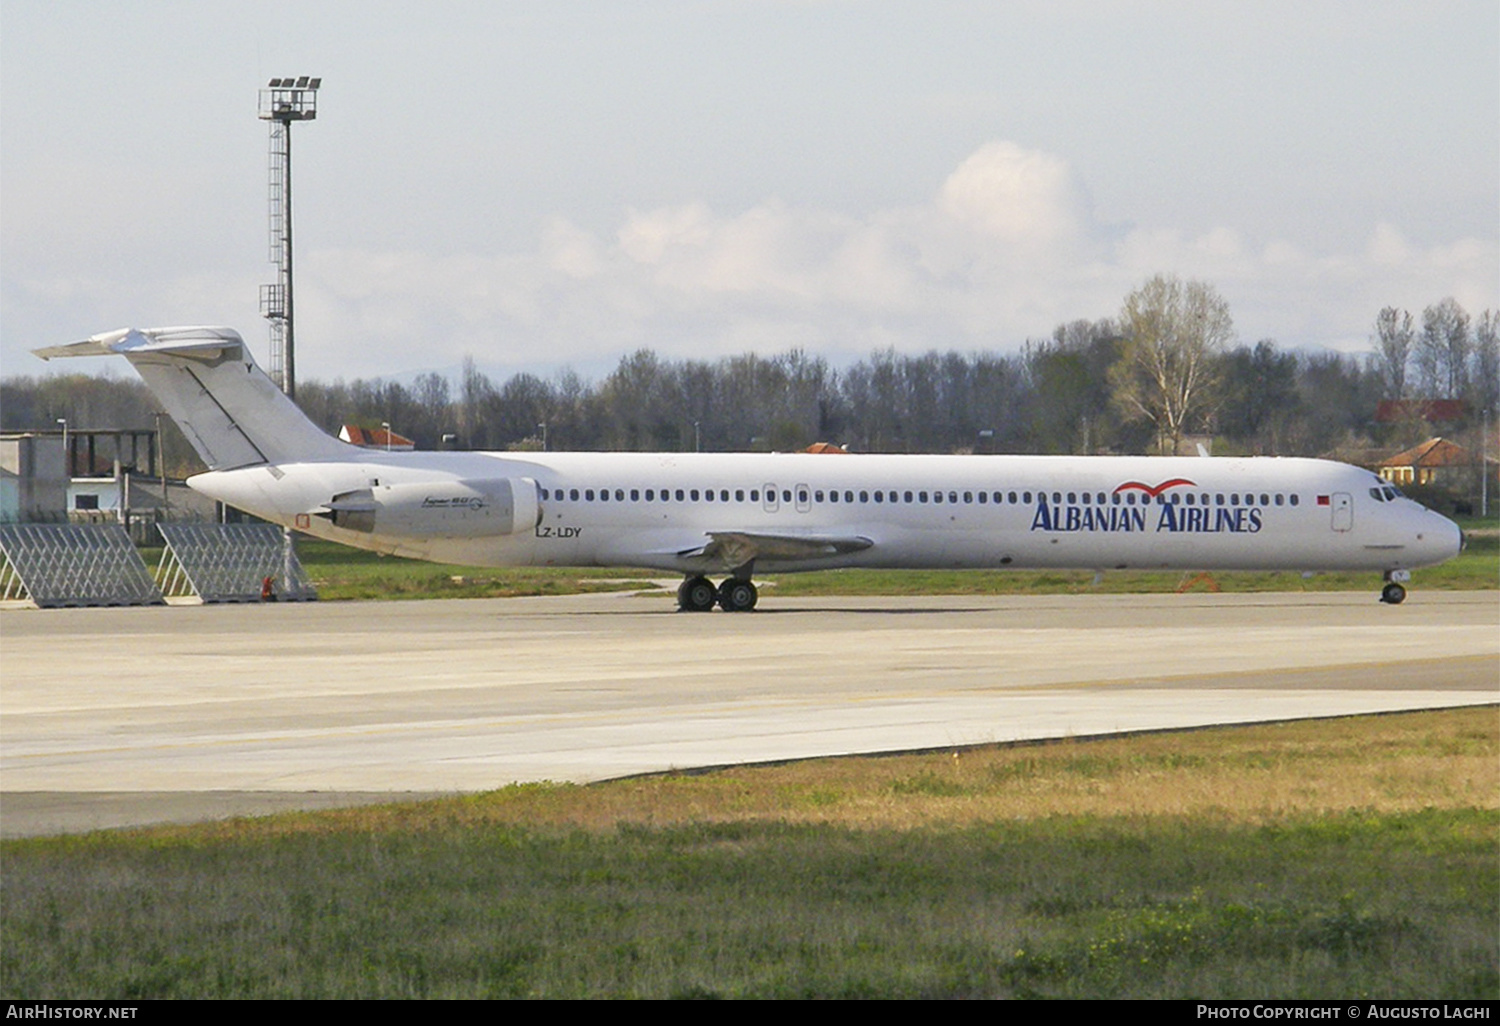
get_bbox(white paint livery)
[37,327,1464,608]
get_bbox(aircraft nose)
[1431,515,1464,563]
[1409,509,1463,566]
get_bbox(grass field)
[4,709,1495,999]
[267,512,1499,602]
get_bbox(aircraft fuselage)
[189,450,1462,577]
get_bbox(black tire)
[1380,582,1407,605]
[717,578,758,612]
[678,576,717,612]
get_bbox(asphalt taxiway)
[2,591,1496,837]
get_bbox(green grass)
[4,709,1495,999]
[280,534,1498,601]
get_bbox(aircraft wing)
[674,530,873,571]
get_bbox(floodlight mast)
[257,76,320,401]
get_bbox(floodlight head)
[258,76,321,121]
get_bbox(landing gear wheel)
[717,578,758,612]
[1380,582,1407,605]
[677,576,717,612]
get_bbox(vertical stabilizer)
[33,327,351,470]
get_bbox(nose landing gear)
[1380,569,1410,605]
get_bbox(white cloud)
[936,141,1088,251]
[22,139,1482,381]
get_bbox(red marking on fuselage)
[1112,478,1197,498]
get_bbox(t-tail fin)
[34,326,352,470]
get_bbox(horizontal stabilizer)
[33,326,351,471]
[33,326,246,361]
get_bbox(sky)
[2,1,1496,386]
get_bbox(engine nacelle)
[322,477,539,539]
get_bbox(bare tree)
[459,356,493,448]
[1373,306,1413,400]
[1110,274,1235,454]
[1473,310,1499,416]
[1416,298,1471,398]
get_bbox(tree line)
[4,277,1495,480]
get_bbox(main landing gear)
[677,575,758,612]
[1380,569,1410,605]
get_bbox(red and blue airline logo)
[1113,478,1196,498]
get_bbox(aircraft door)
[763,483,779,513]
[1331,492,1353,532]
[795,483,811,513]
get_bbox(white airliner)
[37,326,1464,608]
